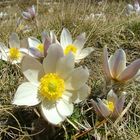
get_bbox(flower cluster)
[0,28,94,125]
[91,47,140,121]
[12,45,89,124]
[0,27,140,127]
[91,90,126,119]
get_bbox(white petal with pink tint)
[117,59,140,81]
[110,49,126,78]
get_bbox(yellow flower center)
[16,24,24,32]
[38,73,65,101]
[9,48,21,60]
[64,44,77,55]
[106,101,114,112]
[37,43,44,53]
[19,24,25,30]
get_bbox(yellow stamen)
[37,43,44,53]
[38,73,65,101]
[16,24,25,32]
[64,44,77,55]
[9,48,21,60]
[106,101,114,112]
[19,24,25,30]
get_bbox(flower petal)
[110,49,126,78]
[103,47,112,79]
[97,98,111,118]
[91,99,102,117]
[0,52,8,61]
[65,66,89,90]
[112,92,126,118]
[60,28,72,49]
[56,53,75,79]
[117,59,140,81]
[50,30,59,44]
[62,91,73,103]
[41,30,48,43]
[19,48,29,54]
[40,103,65,125]
[0,42,9,52]
[75,47,94,61]
[71,84,90,103]
[28,37,41,49]
[134,1,140,11]
[21,55,44,84]
[107,89,118,105]
[56,99,74,116]
[20,38,29,49]
[73,32,86,52]
[108,55,114,75]
[22,12,32,19]
[28,48,43,58]
[116,92,126,114]
[12,82,40,106]
[9,33,20,48]
[0,43,8,61]
[43,43,64,74]
[29,5,36,16]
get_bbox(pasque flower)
[103,47,140,82]
[126,1,140,15]
[134,0,140,14]
[28,31,58,59]
[60,28,94,63]
[12,44,89,125]
[126,4,134,15]
[0,33,28,64]
[91,90,126,119]
[22,5,36,20]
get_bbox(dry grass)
[0,0,140,140]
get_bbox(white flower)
[12,44,90,125]
[126,4,134,15]
[126,1,140,15]
[103,47,140,82]
[22,5,36,20]
[60,28,94,63]
[0,12,8,19]
[91,90,126,119]
[134,0,140,14]
[0,33,28,64]
[28,31,58,59]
